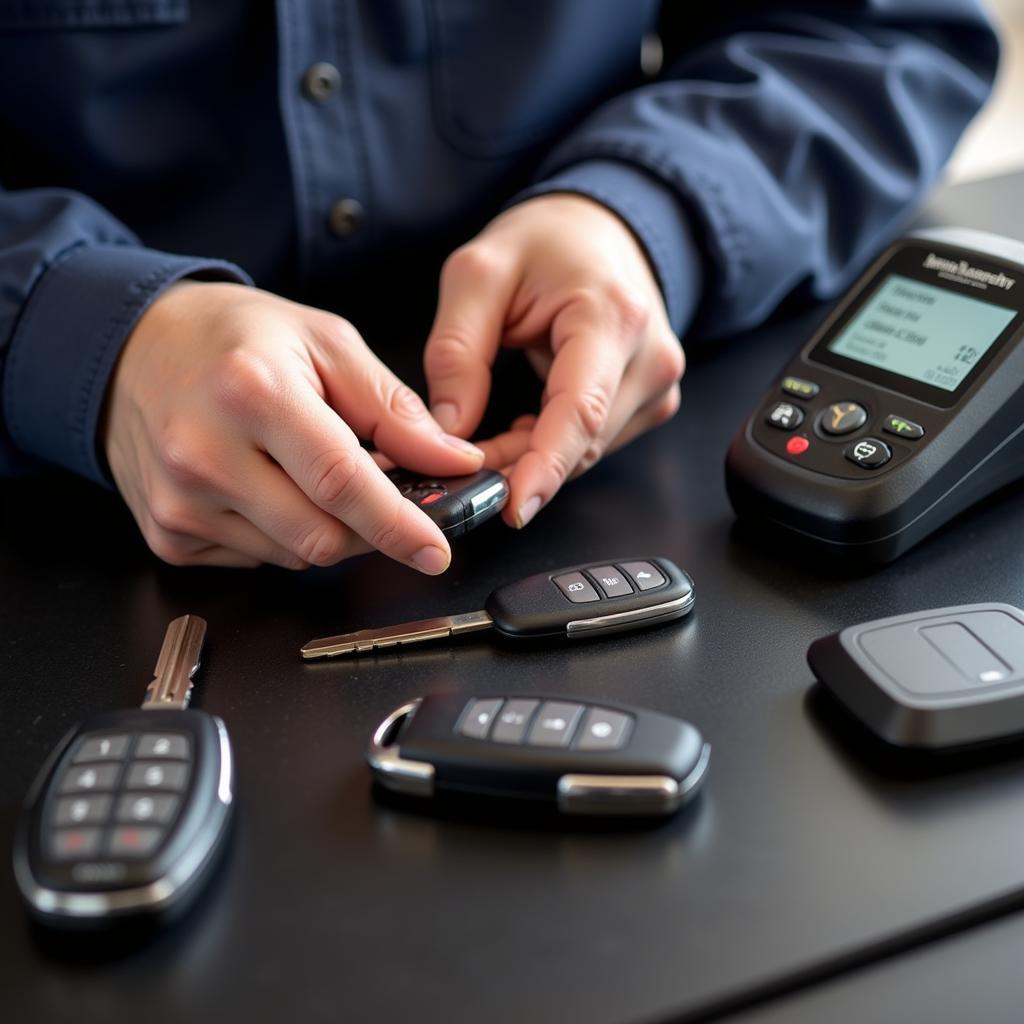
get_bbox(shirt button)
[327,198,365,238]
[302,62,340,103]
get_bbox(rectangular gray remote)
[808,602,1024,748]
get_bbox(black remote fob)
[14,616,234,928]
[369,694,709,817]
[387,468,508,537]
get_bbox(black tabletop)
[4,171,1024,1024]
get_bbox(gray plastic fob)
[808,603,1024,748]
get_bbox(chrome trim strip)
[215,716,234,805]
[367,700,435,798]
[469,478,509,516]
[556,774,680,816]
[565,592,695,635]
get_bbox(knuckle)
[309,447,365,509]
[148,490,194,536]
[577,438,605,475]
[156,427,204,488]
[607,284,650,334]
[424,328,476,379]
[387,382,427,421]
[442,243,504,286]
[145,526,192,567]
[543,445,575,486]
[573,386,612,440]
[654,386,682,426]
[315,314,363,353]
[654,339,686,389]
[367,506,404,554]
[213,347,281,419]
[293,521,347,567]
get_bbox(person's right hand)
[103,281,486,570]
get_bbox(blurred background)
[948,0,1024,181]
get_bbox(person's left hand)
[423,193,686,528]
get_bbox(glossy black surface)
[4,172,1024,1023]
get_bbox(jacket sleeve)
[513,0,999,339]
[0,187,250,483]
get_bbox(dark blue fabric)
[0,0,998,484]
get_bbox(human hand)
[104,282,484,569]
[423,194,685,528]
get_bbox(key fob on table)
[368,693,709,816]
[808,603,1024,749]
[302,558,695,657]
[14,616,234,927]
[387,468,508,538]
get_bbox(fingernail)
[432,401,459,432]
[516,495,543,529]
[411,545,450,575]
[441,433,484,459]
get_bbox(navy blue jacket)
[0,1,998,485]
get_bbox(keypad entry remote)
[14,616,234,927]
[302,558,695,658]
[368,694,710,816]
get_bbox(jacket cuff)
[3,243,250,486]
[510,158,703,335]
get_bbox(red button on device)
[786,436,810,456]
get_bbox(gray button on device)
[109,826,164,859]
[588,566,633,598]
[137,733,190,760]
[73,734,129,763]
[527,702,584,747]
[553,571,600,603]
[50,828,103,860]
[491,699,539,744]
[459,698,503,740]
[125,762,189,792]
[116,793,179,825]
[620,561,665,591]
[60,764,120,794]
[576,708,633,751]
[53,795,112,827]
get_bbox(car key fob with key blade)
[14,615,234,927]
[302,557,694,658]
[369,693,709,817]
[387,468,508,538]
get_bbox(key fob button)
[125,761,189,792]
[116,793,180,825]
[73,734,130,763]
[50,827,104,860]
[109,826,165,858]
[60,764,120,794]
[491,700,539,744]
[575,709,633,751]
[527,702,585,747]
[458,699,504,740]
[588,567,634,599]
[553,572,601,603]
[619,562,666,591]
[137,733,190,760]
[844,437,892,469]
[53,795,113,827]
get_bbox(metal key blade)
[142,614,208,709]
[301,611,493,660]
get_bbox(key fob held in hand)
[809,603,1024,749]
[14,616,234,928]
[368,694,709,817]
[387,468,508,538]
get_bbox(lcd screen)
[826,274,1017,392]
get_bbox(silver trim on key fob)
[566,592,696,636]
[367,700,435,797]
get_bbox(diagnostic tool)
[808,603,1024,749]
[368,693,709,816]
[388,468,508,538]
[726,228,1024,564]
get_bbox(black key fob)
[14,710,234,927]
[368,694,709,816]
[388,468,508,538]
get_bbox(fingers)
[308,317,485,477]
[247,377,452,575]
[423,244,518,437]
[474,415,536,470]
[505,290,646,527]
